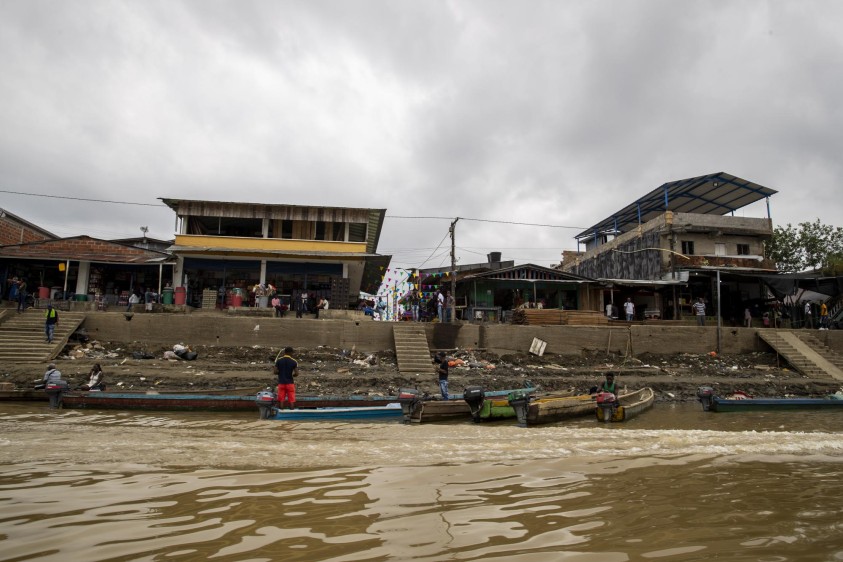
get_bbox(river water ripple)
[1,403,842,561]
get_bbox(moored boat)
[464,386,567,423]
[697,386,843,412]
[271,403,403,421]
[61,390,398,412]
[595,388,655,422]
[509,393,596,427]
[398,387,538,423]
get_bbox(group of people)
[5,276,28,313]
[402,289,455,323]
[37,362,106,392]
[803,300,831,330]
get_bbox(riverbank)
[2,341,840,402]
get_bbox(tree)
[766,219,843,273]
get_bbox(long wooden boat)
[510,393,596,427]
[401,388,538,424]
[463,387,572,423]
[595,388,655,422]
[271,403,403,420]
[697,386,843,412]
[61,390,399,411]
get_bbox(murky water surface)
[1,403,842,561]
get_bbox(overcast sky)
[1,1,841,271]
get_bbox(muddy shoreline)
[2,341,840,403]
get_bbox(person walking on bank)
[16,277,27,313]
[433,351,449,399]
[820,301,829,330]
[624,298,635,321]
[44,304,59,344]
[693,297,706,326]
[274,347,299,410]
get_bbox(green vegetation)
[767,219,843,274]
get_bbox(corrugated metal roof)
[576,172,777,241]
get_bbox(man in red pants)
[274,347,299,410]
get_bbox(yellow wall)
[175,234,367,253]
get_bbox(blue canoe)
[271,402,403,420]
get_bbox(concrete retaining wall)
[79,313,840,356]
[481,324,766,356]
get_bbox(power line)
[0,189,166,207]
[387,214,587,229]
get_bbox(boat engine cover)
[595,392,616,405]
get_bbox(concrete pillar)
[75,261,90,296]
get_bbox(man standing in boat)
[592,372,620,397]
[274,347,299,410]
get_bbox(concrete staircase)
[393,324,435,374]
[757,330,843,382]
[0,308,86,363]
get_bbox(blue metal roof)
[575,172,777,242]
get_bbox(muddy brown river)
[1,402,842,561]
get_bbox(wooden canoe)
[596,388,655,422]
[271,403,403,420]
[60,391,399,411]
[471,389,572,423]
[405,388,538,423]
[514,394,596,427]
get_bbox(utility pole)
[449,217,460,323]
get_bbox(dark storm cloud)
[0,0,841,268]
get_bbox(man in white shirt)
[624,298,635,321]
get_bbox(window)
[715,243,726,256]
[737,244,750,256]
[281,220,293,239]
[348,223,367,242]
[315,221,326,240]
[332,223,345,241]
[681,241,695,255]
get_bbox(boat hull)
[406,388,533,423]
[521,394,596,426]
[271,403,403,420]
[596,388,655,422]
[61,392,399,412]
[710,396,843,412]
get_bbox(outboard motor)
[508,389,532,428]
[256,388,277,420]
[398,388,421,424]
[697,386,715,411]
[464,386,485,423]
[44,379,69,409]
[595,391,617,423]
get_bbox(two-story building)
[561,172,778,322]
[162,199,390,309]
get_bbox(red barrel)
[38,286,50,299]
[174,286,187,305]
[231,294,243,307]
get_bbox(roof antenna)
[140,226,149,241]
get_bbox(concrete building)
[560,172,778,321]
[162,198,390,309]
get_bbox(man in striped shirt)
[693,298,706,326]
